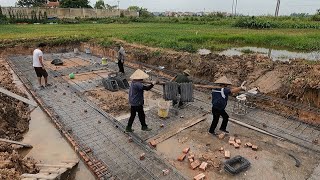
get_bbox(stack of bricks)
[88,159,108,179]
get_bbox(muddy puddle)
[10,67,95,180]
[219,47,320,61]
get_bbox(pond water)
[219,47,320,61]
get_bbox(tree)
[105,4,117,10]
[60,0,92,8]
[127,6,153,17]
[94,0,105,9]
[17,0,47,7]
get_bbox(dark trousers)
[209,108,229,133]
[127,106,147,128]
[118,61,124,73]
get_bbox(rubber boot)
[141,126,152,131]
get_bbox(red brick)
[194,173,205,180]
[128,137,133,142]
[177,154,186,161]
[140,153,145,160]
[188,158,194,163]
[182,147,190,154]
[149,140,157,147]
[229,136,235,141]
[190,160,201,170]
[88,161,93,166]
[84,148,92,154]
[188,154,195,159]
[199,162,208,171]
[219,147,224,151]
[245,142,253,147]
[234,143,240,148]
[235,139,241,145]
[229,140,235,145]
[218,133,225,139]
[252,145,258,150]
[225,151,230,159]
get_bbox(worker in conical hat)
[126,69,158,132]
[209,76,246,135]
[171,69,192,108]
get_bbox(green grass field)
[0,23,319,52]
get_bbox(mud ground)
[0,59,38,180]
[81,42,320,124]
[156,115,318,180]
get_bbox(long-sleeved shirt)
[117,47,125,63]
[129,81,154,106]
[211,88,231,110]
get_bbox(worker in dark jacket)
[126,69,158,132]
[209,76,246,135]
[171,69,192,107]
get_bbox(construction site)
[0,40,320,180]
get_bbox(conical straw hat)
[214,76,232,85]
[183,69,191,76]
[130,69,149,80]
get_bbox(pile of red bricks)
[177,147,208,180]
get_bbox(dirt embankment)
[81,42,320,124]
[0,60,39,179]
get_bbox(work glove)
[241,81,247,91]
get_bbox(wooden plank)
[36,163,76,169]
[150,114,208,145]
[0,87,37,107]
[0,138,33,148]
[21,173,59,179]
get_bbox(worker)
[171,69,192,107]
[209,76,246,135]
[117,44,125,74]
[33,43,51,89]
[126,69,158,132]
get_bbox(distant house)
[46,0,60,8]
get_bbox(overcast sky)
[0,0,319,15]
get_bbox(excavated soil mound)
[0,60,38,179]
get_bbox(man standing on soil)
[171,69,192,107]
[33,43,51,89]
[209,76,246,135]
[117,44,125,74]
[126,69,158,132]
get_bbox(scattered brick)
[199,162,208,171]
[218,133,225,139]
[312,139,318,144]
[177,154,186,161]
[245,142,253,147]
[190,160,201,170]
[219,147,224,151]
[252,145,258,150]
[84,148,92,154]
[183,147,190,154]
[162,169,170,176]
[128,137,133,142]
[140,153,145,160]
[229,136,235,141]
[234,143,240,148]
[149,140,157,147]
[213,161,220,168]
[188,158,194,163]
[194,173,205,180]
[229,140,235,145]
[225,151,230,159]
[236,139,241,145]
[160,124,164,128]
[88,161,93,166]
[188,154,195,159]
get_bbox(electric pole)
[275,0,280,17]
[117,1,120,10]
[232,0,235,16]
[235,0,238,16]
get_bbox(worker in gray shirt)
[171,69,192,107]
[126,69,158,132]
